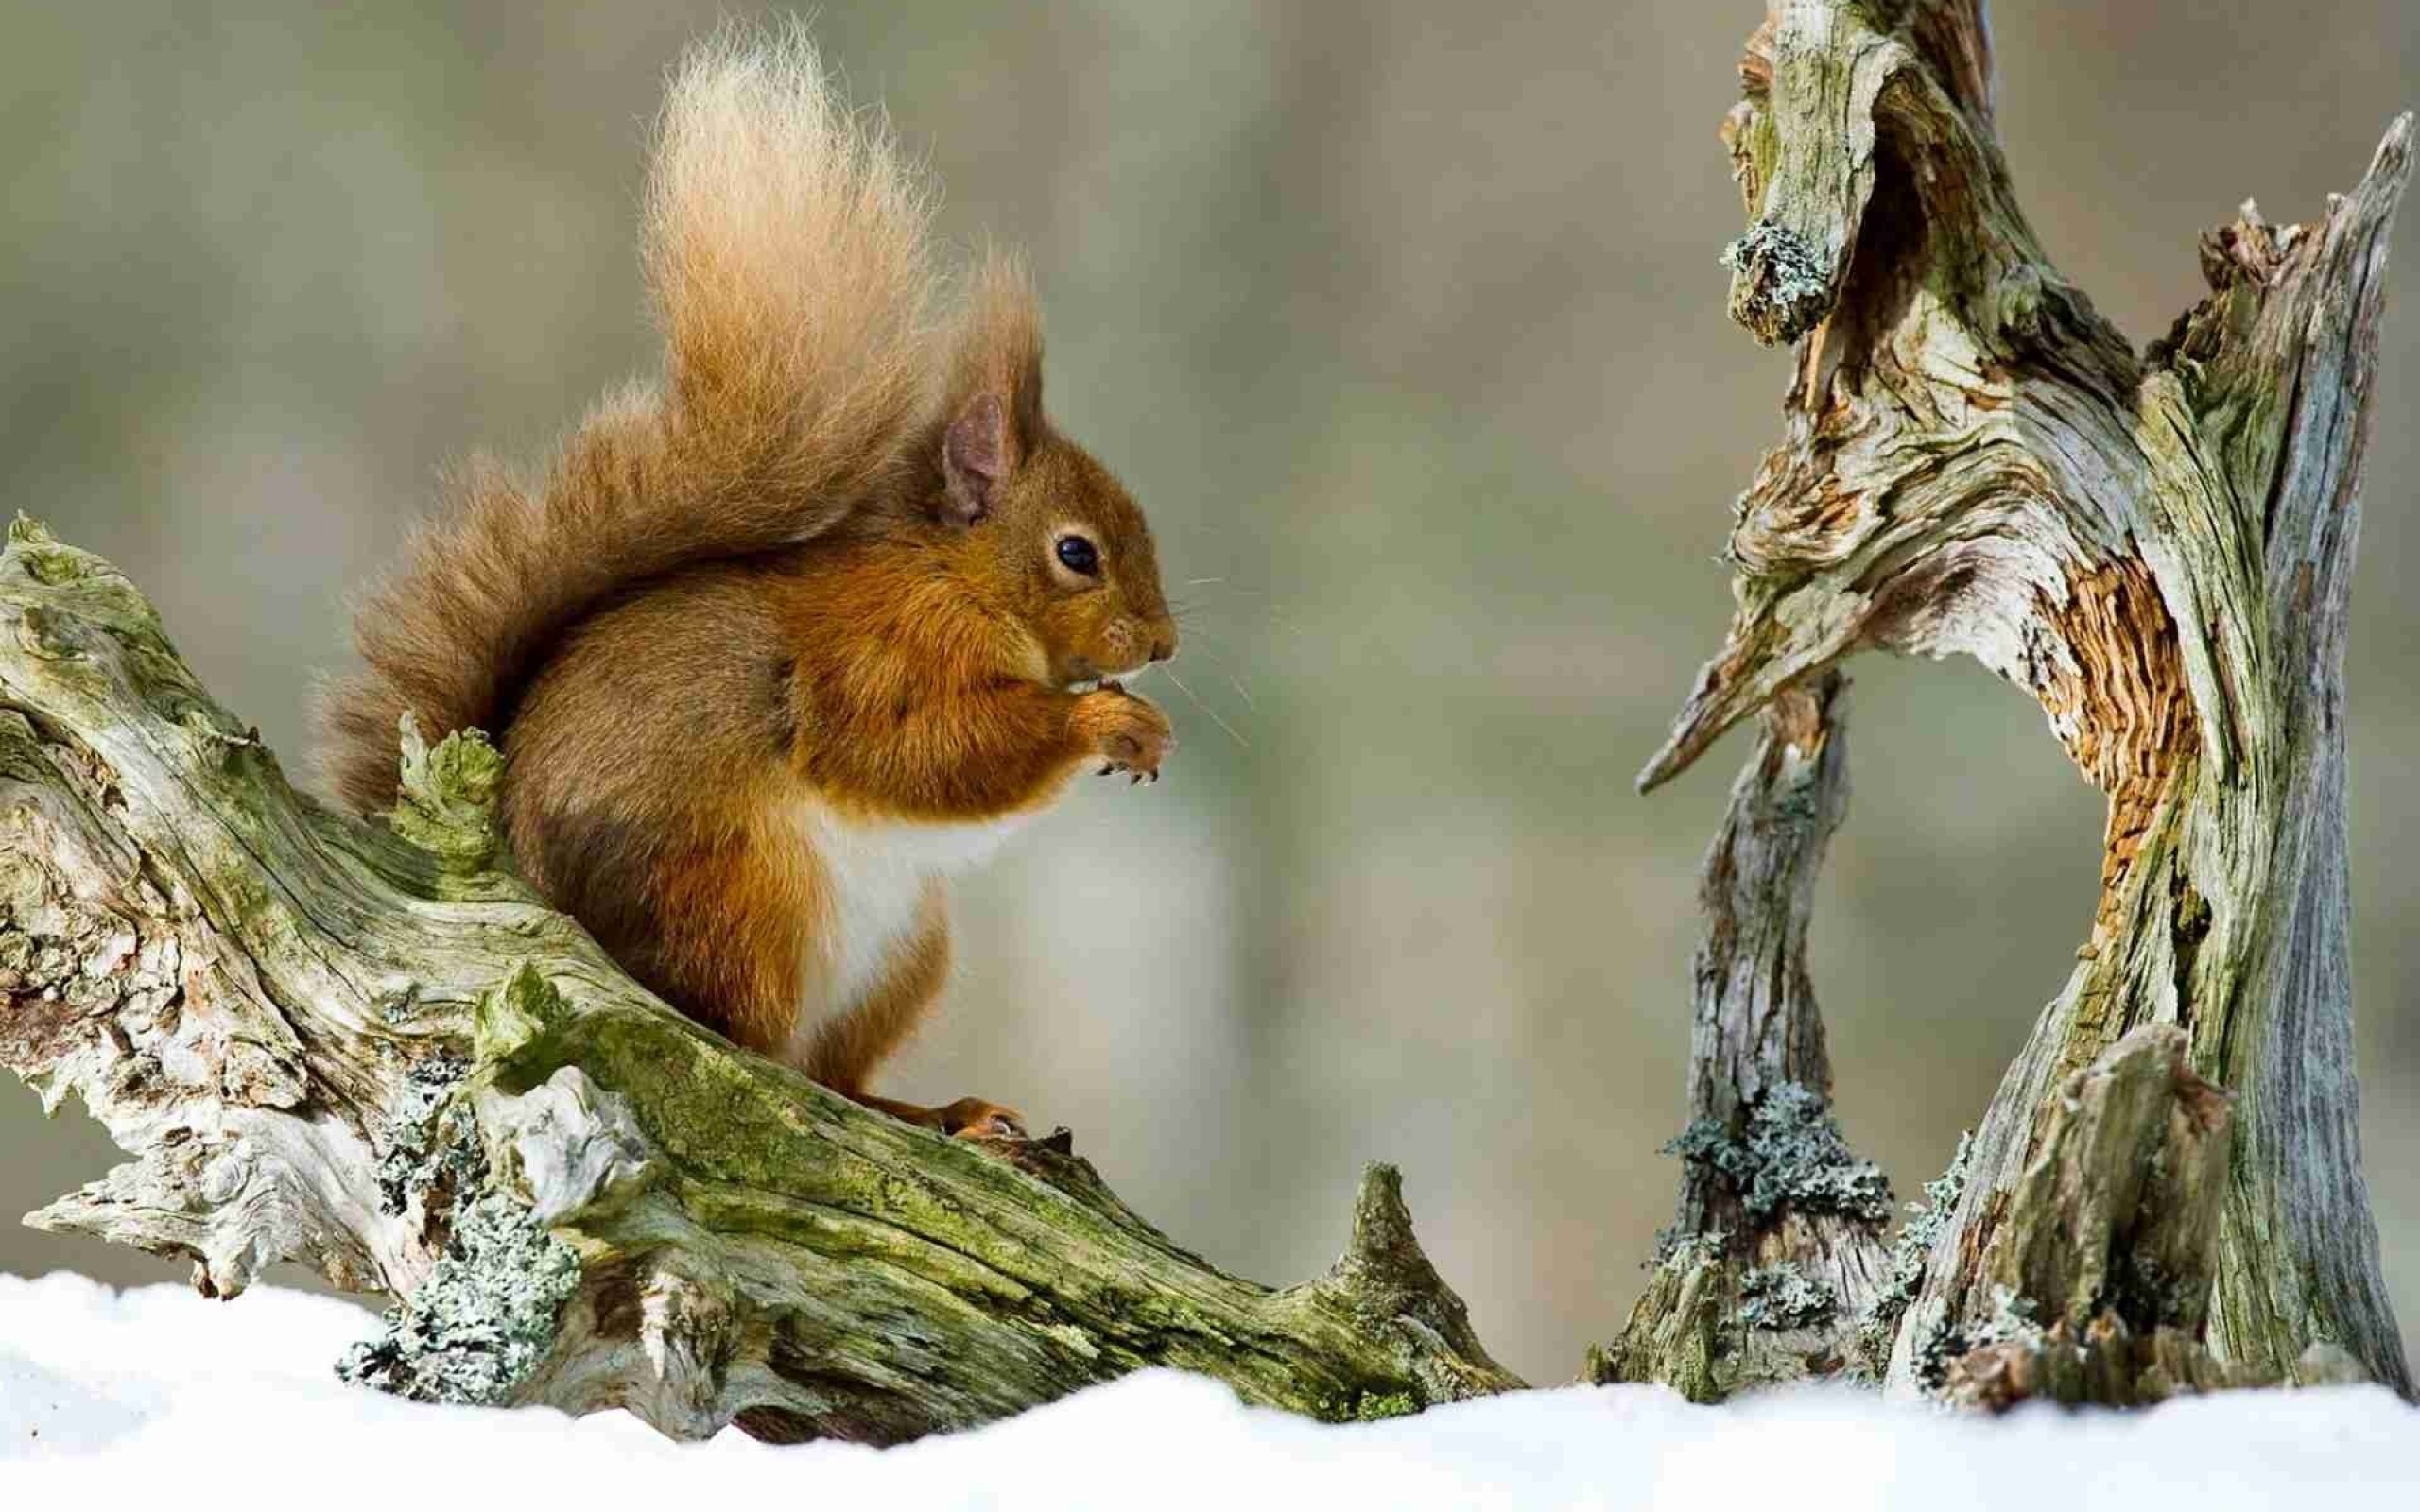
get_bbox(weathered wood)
[1643,0,2412,1403]
[0,518,1519,1441]
[9,1,2410,1430]
[1590,672,1895,1397]
[1934,1022,2263,1409]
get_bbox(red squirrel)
[315,27,1176,1138]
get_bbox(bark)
[1589,673,1896,1398]
[1639,0,2412,1404]
[7,1,2411,1431]
[0,518,1519,1442]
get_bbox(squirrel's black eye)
[1055,535,1100,576]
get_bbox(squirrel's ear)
[942,391,1017,528]
[939,253,1045,529]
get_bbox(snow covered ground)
[1,1271,2411,1510]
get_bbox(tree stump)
[1630,0,2412,1405]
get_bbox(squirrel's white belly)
[778,801,1028,1052]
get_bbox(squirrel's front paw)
[1074,682,1172,783]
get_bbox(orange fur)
[318,22,942,816]
[314,25,1177,1135]
[644,827,819,1057]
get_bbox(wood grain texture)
[1644,0,2412,1404]
[1593,673,1895,1398]
[0,520,1518,1441]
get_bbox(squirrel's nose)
[1149,624,1178,663]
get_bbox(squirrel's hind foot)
[847,1090,1027,1140]
[933,1097,1027,1140]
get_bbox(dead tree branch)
[1590,673,1895,1397]
[0,518,1518,1441]
[1637,0,2411,1405]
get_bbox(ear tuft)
[936,251,1044,528]
[942,392,1012,526]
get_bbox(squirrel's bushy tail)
[318,23,958,813]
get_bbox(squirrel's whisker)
[1181,643,1258,711]
[1163,669,1248,748]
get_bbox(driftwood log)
[0,518,1517,1440]
[5,0,2412,1436]
[1622,0,2412,1406]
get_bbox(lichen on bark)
[338,1193,581,1406]
[1856,1131,1970,1372]
[1662,1081,1891,1229]
[1640,0,2413,1405]
[0,520,1519,1442]
[1599,675,1894,1400]
[1737,1263,1836,1330]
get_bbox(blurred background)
[4,1,2415,1386]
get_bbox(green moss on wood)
[1586,1236,1726,1400]
[5,517,165,638]
[472,993,1520,1425]
[387,714,506,876]
[475,962,573,1067]
[1350,1389,1420,1421]
[8,515,92,586]
[6,523,1522,1440]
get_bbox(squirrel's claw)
[936,1097,1028,1140]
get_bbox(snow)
[2,1271,2413,1510]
